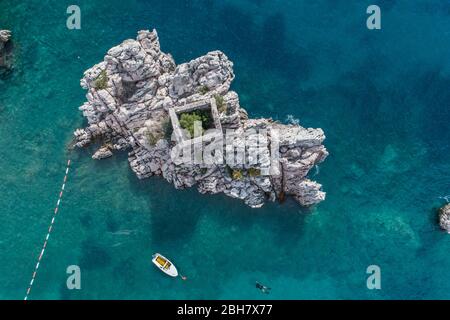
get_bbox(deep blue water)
[0,0,449,299]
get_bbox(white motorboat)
[152,253,179,277]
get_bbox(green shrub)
[198,85,210,95]
[214,94,227,113]
[179,110,213,137]
[180,113,203,137]
[146,131,163,146]
[248,168,261,177]
[198,109,213,128]
[94,69,108,90]
[232,169,243,180]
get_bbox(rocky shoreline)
[73,29,328,208]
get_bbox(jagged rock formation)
[0,29,12,68]
[73,29,328,208]
[439,204,450,233]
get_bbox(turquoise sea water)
[1,0,450,299]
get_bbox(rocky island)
[439,204,450,233]
[73,29,328,208]
[0,29,12,69]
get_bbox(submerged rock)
[439,204,450,233]
[73,29,328,208]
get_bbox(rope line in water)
[24,159,72,301]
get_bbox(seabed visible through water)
[1,0,450,299]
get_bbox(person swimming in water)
[256,281,271,294]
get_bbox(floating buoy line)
[24,159,72,300]
[23,157,187,300]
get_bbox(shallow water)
[0,0,449,299]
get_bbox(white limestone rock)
[439,204,450,233]
[293,179,326,206]
[0,29,12,68]
[92,146,113,160]
[0,29,10,41]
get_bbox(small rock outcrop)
[92,145,113,160]
[0,29,12,69]
[73,29,328,208]
[439,204,450,233]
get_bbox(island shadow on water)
[124,156,311,247]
